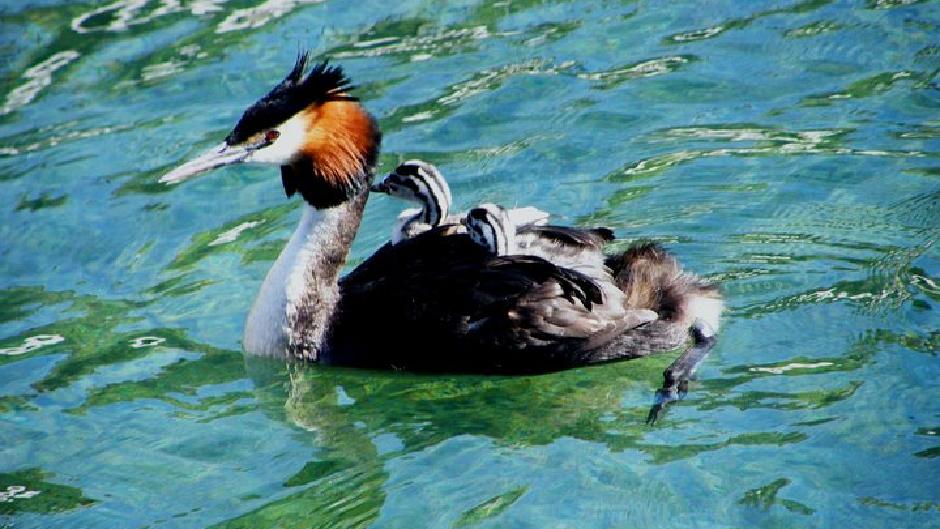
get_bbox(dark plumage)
[226,55,354,145]
[329,229,623,372]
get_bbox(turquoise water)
[1,0,939,527]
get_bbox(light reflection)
[0,485,41,503]
[577,56,692,84]
[191,0,226,15]
[129,336,167,348]
[332,26,491,59]
[216,0,325,34]
[1,51,80,116]
[208,220,264,246]
[141,60,187,82]
[70,0,320,35]
[669,26,725,42]
[749,362,835,375]
[611,144,925,181]
[72,0,182,34]
[0,334,65,356]
[0,124,134,157]
[140,45,209,83]
[437,59,573,106]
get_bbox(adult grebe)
[371,160,548,243]
[160,54,722,375]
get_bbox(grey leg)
[647,319,717,425]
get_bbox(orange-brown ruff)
[301,100,378,190]
[280,99,379,209]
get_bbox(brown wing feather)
[332,235,718,373]
[331,230,620,372]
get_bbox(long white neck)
[243,192,367,360]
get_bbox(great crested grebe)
[160,54,723,375]
[371,160,549,243]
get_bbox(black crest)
[225,53,354,145]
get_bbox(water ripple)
[605,124,927,182]
[331,25,492,62]
[2,1,939,527]
[801,70,937,106]
[0,122,135,158]
[0,334,65,357]
[382,58,576,129]
[0,51,80,116]
[577,55,696,89]
[216,0,325,34]
[783,20,843,38]
[664,0,834,44]
[72,0,182,34]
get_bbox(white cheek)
[246,113,307,165]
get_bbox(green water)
[1,0,938,527]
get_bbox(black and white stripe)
[372,160,555,245]
[465,203,515,256]
[393,161,451,225]
[372,160,451,226]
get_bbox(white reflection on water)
[749,362,835,375]
[1,51,80,116]
[141,60,187,82]
[191,0,226,15]
[72,0,181,34]
[577,56,692,82]
[333,26,491,59]
[70,0,324,35]
[216,0,325,34]
[208,220,264,247]
[0,334,65,356]
[140,44,209,83]
[0,485,41,503]
[0,123,132,157]
[130,336,167,348]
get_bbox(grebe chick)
[464,203,616,279]
[464,203,517,256]
[371,160,548,243]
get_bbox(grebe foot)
[646,319,717,425]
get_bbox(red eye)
[265,130,280,143]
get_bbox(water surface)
[1,0,938,528]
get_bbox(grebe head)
[370,160,452,225]
[463,203,516,256]
[160,53,381,209]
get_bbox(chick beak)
[159,142,254,185]
[369,181,389,194]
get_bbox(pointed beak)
[159,142,253,185]
[369,181,389,194]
